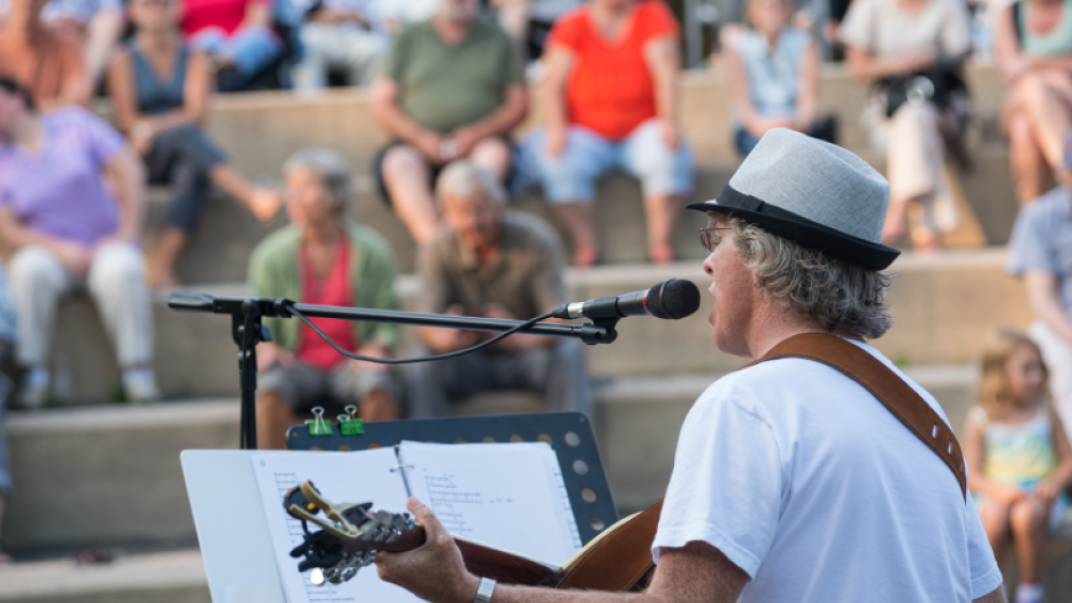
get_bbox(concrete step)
[93,63,1002,177]
[1,364,975,555]
[146,144,1018,284]
[40,248,1029,402]
[0,550,209,603]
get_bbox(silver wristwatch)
[474,577,496,603]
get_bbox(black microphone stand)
[168,291,620,450]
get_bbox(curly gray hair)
[724,216,895,340]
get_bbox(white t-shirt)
[839,0,971,58]
[652,340,1002,602]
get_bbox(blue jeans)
[533,119,694,204]
[189,26,283,89]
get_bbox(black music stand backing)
[286,412,619,545]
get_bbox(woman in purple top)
[0,76,160,408]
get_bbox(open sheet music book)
[252,441,583,603]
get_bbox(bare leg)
[1019,75,1072,173]
[209,163,282,221]
[150,228,187,289]
[468,137,512,181]
[882,195,910,243]
[256,390,297,450]
[552,203,598,266]
[1008,110,1053,205]
[644,193,683,263]
[381,145,440,245]
[1009,498,1049,585]
[360,387,401,421]
[977,499,1012,567]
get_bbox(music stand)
[286,412,619,545]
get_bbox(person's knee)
[257,389,295,418]
[1009,499,1047,535]
[470,137,511,175]
[381,145,428,182]
[9,247,62,290]
[89,244,145,292]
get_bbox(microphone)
[551,279,701,321]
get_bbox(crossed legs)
[1004,69,1072,205]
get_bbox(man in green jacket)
[249,148,401,449]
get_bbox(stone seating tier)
[42,251,1027,403]
[112,63,1001,179]
[146,146,1019,284]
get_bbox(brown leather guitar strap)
[751,333,967,499]
[556,333,966,591]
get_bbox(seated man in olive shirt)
[370,0,528,247]
[405,162,592,418]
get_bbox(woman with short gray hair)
[248,148,402,449]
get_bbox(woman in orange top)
[535,0,693,266]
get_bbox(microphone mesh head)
[646,279,701,319]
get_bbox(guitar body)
[453,499,663,592]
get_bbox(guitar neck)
[359,525,563,587]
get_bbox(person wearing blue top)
[1007,154,1072,444]
[106,0,282,288]
[726,0,823,156]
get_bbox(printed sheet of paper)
[251,449,421,603]
[398,441,582,567]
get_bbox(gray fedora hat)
[686,128,900,270]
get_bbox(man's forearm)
[460,89,528,140]
[374,102,436,145]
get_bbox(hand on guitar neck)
[284,481,751,603]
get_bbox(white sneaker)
[123,369,161,405]
[125,379,161,405]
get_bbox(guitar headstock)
[284,481,419,586]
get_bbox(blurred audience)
[377,0,438,34]
[534,0,692,267]
[995,0,1072,205]
[250,148,401,450]
[0,77,159,408]
[492,0,581,62]
[0,0,91,110]
[370,0,527,245]
[0,0,125,85]
[291,0,386,91]
[964,329,1072,603]
[0,266,14,564]
[180,0,285,91]
[1008,164,1072,441]
[405,161,591,418]
[728,0,828,156]
[107,0,282,289]
[843,0,971,251]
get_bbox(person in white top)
[371,129,1005,603]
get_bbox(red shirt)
[548,1,680,140]
[180,0,266,38]
[296,238,357,371]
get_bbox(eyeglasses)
[699,227,733,254]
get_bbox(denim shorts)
[533,119,694,204]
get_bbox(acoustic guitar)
[283,480,660,592]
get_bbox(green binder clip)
[338,404,364,436]
[306,406,334,437]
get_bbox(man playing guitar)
[373,130,1006,602]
